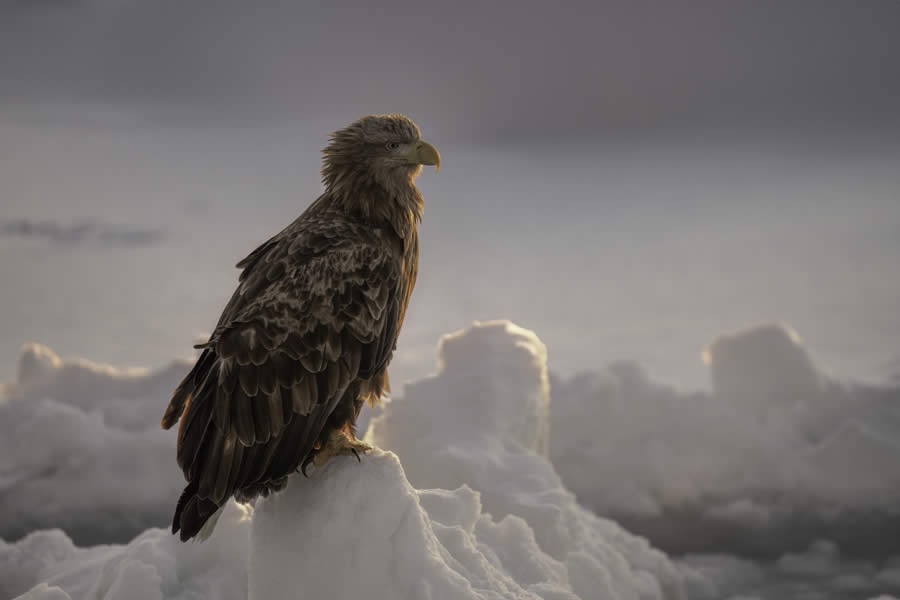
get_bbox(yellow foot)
[313,429,373,466]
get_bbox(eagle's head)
[321,115,440,216]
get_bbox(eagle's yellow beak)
[411,141,441,173]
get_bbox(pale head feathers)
[320,114,426,234]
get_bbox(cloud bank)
[0,344,188,544]
[3,322,900,599]
[1,502,252,600]
[549,323,900,559]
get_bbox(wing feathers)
[257,360,276,396]
[291,380,313,415]
[267,386,285,437]
[281,385,294,424]
[239,365,259,397]
[214,390,231,435]
[252,396,272,444]
[300,349,326,373]
[162,350,214,430]
[326,362,341,398]
[178,369,216,477]
[198,427,225,499]
[212,434,236,504]
[169,218,411,540]
[232,385,256,446]
[224,441,245,503]
[343,332,361,376]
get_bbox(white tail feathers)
[193,504,225,543]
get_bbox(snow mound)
[251,450,578,600]
[1,502,251,600]
[367,320,686,600]
[435,320,550,455]
[0,344,188,544]
[371,321,550,456]
[549,322,900,557]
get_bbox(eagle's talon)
[311,428,372,467]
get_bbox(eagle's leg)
[312,421,373,466]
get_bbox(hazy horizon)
[2,115,899,390]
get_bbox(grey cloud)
[680,543,900,600]
[550,323,900,560]
[0,503,252,600]
[0,219,164,247]
[1,1,899,141]
[0,344,187,545]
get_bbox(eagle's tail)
[172,478,222,542]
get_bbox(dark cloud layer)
[0,219,164,246]
[2,0,899,141]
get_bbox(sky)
[2,0,899,137]
[2,0,900,389]
[2,0,900,390]
[2,2,900,598]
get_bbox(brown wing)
[163,219,404,540]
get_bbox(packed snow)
[550,323,900,558]
[252,450,584,600]
[2,321,900,599]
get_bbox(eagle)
[160,114,439,541]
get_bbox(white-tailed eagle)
[160,114,439,541]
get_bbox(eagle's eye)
[385,142,400,151]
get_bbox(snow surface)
[3,320,900,600]
[549,323,900,557]
[252,450,584,600]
